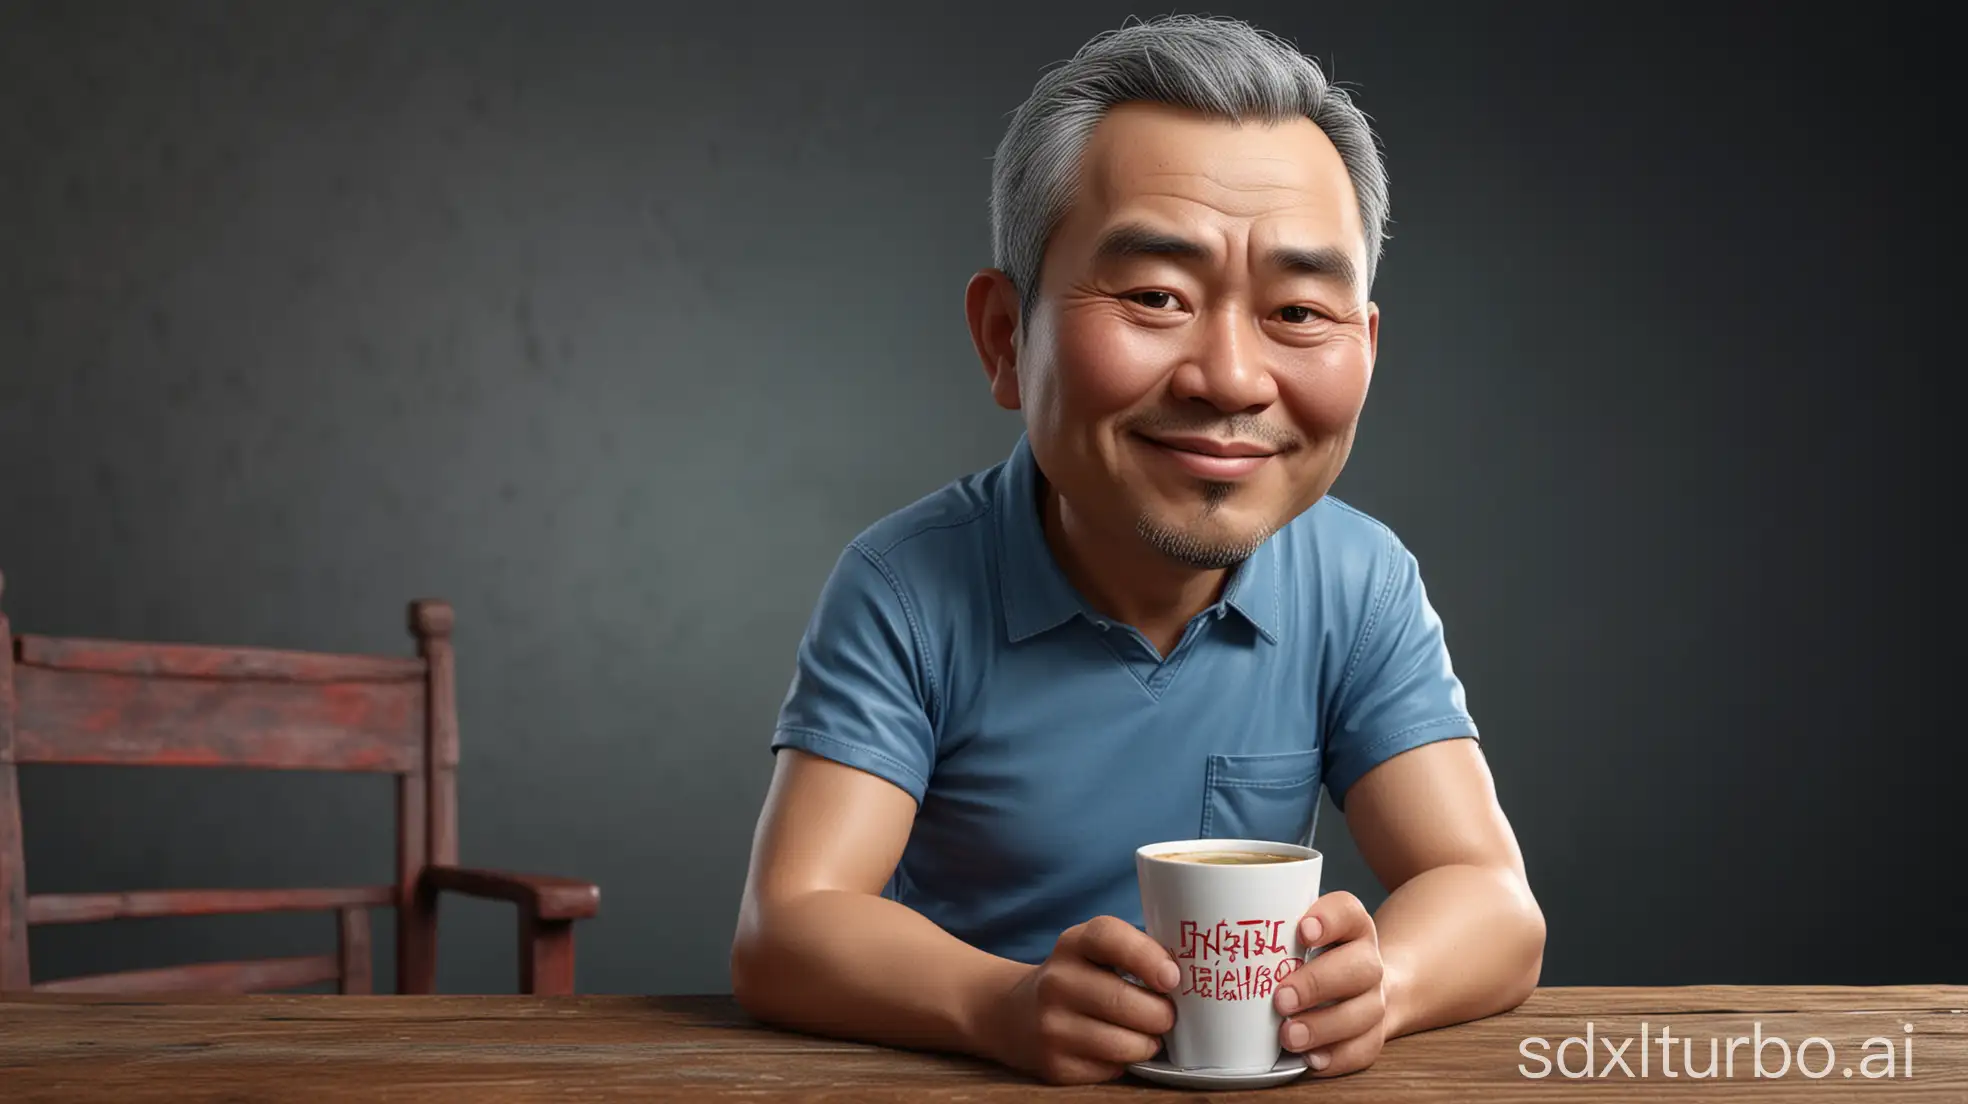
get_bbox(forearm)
[731,889,1028,1061]
[1373,863,1545,1039]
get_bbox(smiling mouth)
[1135,433,1279,479]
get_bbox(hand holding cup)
[1270,889,1387,1075]
[988,915,1180,1085]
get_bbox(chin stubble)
[1134,481,1275,570]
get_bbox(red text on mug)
[1168,919,1303,1003]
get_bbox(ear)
[1363,301,1380,383]
[965,269,1024,411]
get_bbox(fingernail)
[1286,1021,1310,1049]
[1158,962,1181,991]
[1300,916,1323,944]
[1307,1050,1331,1071]
[1276,987,1299,1014]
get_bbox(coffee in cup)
[1158,850,1304,865]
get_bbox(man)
[730,14,1544,1085]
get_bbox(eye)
[1277,305,1326,324]
[1126,290,1181,310]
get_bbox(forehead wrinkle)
[1127,165,1328,199]
[1086,217,1359,298]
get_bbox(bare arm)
[731,748,1182,1084]
[1345,737,1546,1038]
[729,748,1025,1054]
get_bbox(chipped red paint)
[1,574,599,996]
[11,667,423,772]
[15,636,426,683]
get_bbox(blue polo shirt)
[771,434,1478,965]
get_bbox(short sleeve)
[1321,529,1479,809]
[770,541,938,803]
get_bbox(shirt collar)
[994,433,1283,645]
[1219,524,1283,644]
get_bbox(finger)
[1280,988,1384,1053]
[1039,1056,1126,1087]
[1297,890,1374,951]
[1051,957,1177,1037]
[1070,916,1182,994]
[1039,1005,1166,1067]
[1273,937,1384,1015]
[1304,1024,1384,1077]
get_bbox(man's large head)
[966,16,1389,570]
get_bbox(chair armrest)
[419,866,599,921]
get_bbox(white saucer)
[1125,1054,1308,1090]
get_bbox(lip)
[1137,433,1278,479]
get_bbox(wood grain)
[14,635,428,683]
[26,886,395,925]
[420,866,601,921]
[518,917,575,997]
[11,664,425,771]
[30,954,342,995]
[0,987,1960,1102]
[337,907,373,995]
[397,770,436,995]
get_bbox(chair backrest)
[0,568,462,994]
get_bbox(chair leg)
[337,907,373,994]
[518,909,575,995]
[397,884,439,994]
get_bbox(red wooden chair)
[0,569,599,995]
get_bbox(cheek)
[1281,342,1372,436]
[1047,311,1176,420]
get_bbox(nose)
[1168,308,1278,414]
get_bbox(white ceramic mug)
[1135,838,1324,1073]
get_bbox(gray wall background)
[1,1,1955,995]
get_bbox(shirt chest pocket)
[1200,749,1322,845]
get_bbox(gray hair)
[989,15,1390,323]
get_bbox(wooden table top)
[2,985,1962,1101]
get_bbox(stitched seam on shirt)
[1148,639,1195,698]
[1097,632,1161,700]
[1271,548,1282,641]
[1321,495,1385,528]
[1200,757,1218,836]
[850,541,942,727]
[1336,525,1400,705]
[1347,716,1478,766]
[774,726,931,795]
[861,502,992,559]
[1211,775,1319,790]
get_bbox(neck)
[1039,481,1227,654]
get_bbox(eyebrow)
[1092,221,1358,295]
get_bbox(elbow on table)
[728,910,780,1024]
[729,901,824,1031]
[1504,881,1549,1011]
[730,950,783,1031]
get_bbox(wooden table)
[2,986,1962,1101]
